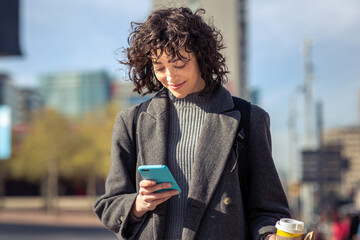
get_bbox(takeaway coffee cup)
[275,218,307,240]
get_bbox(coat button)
[116,217,123,225]
[223,197,231,206]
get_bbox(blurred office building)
[153,0,249,99]
[38,70,111,120]
[110,80,152,108]
[16,88,43,124]
[323,127,360,208]
[0,73,32,125]
[301,145,348,213]
[0,74,17,120]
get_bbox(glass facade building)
[39,70,111,118]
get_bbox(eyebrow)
[152,59,184,65]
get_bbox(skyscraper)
[323,127,360,197]
[17,88,43,124]
[152,0,249,98]
[38,70,111,119]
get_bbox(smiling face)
[152,49,205,98]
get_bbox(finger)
[141,190,179,202]
[304,231,315,240]
[139,184,169,196]
[146,182,172,193]
[265,234,276,240]
[139,180,156,188]
[139,183,172,195]
[144,196,173,211]
[269,235,276,240]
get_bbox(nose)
[165,68,174,81]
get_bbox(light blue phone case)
[138,165,181,194]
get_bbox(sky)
[0,0,359,175]
[248,0,360,176]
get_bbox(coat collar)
[145,87,169,118]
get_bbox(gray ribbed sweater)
[165,92,209,239]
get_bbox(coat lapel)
[184,87,241,237]
[136,88,169,166]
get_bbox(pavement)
[0,209,103,228]
[0,197,121,240]
[0,197,103,228]
[0,223,117,240]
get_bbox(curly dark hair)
[121,7,228,95]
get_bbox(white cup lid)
[275,218,307,234]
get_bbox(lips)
[168,81,185,90]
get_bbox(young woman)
[94,7,291,240]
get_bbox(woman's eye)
[175,64,186,69]
[154,67,165,72]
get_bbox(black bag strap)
[232,96,251,203]
[232,96,251,239]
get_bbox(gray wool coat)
[94,86,291,240]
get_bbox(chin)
[173,94,187,98]
[171,91,188,99]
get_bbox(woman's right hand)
[131,180,179,218]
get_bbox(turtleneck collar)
[168,90,211,110]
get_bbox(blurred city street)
[0,197,117,240]
[1,0,360,239]
[0,224,116,240]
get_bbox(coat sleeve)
[246,105,291,240]
[93,106,148,239]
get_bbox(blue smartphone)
[138,165,181,194]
